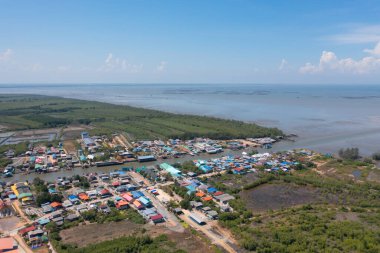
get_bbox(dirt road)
[13,234,33,253]
[12,201,31,224]
[180,210,237,253]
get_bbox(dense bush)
[0,95,283,140]
[372,152,380,160]
[339,148,360,160]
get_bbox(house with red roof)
[18,225,36,236]
[150,213,164,224]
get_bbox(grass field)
[207,157,380,252]
[0,94,282,140]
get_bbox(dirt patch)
[335,212,359,222]
[59,221,215,253]
[165,229,217,253]
[367,170,380,183]
[210,173,260,190]
[240,183,328,213]
[60,220,141,247]
[63,140,79,154]
[0,216,22,233]
[62,125,93,140]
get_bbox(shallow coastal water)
[1,83,380,155]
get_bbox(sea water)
[1,83,380,155]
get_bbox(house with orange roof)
[50,201,62,210]
[196,191,205,197]
[202,196,213,202]
[133,199,144,210]
[78,193,89,201]
[0,237,18,253]
[116,200,129,210]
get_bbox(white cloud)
[300,49,380,74]
[278,59,289,72]
[0,48,13,61]
[300,42,380,75]
[100,53,143,73]
[364,41,380,56]
[156,61,167,72]
[327,24,380,44]
[299,62,320,74]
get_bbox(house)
[159,163,181,177]
[141,208,158,219]
[68,195,80,204]
[201,196,213,202]
[125,184,137,191]
[121,193,134,202]
[37,218,50,226]
[190,201,203,209]
[150,214,164,224]
[131,191,144,199]
[49,210,63,219]
[0,237,17,253]
[233,167,246,175]
[212,191,224,197]
[195,191,206,197]
[41,203,53,213]
[98,204,111,214]
[137,155,156,162]
[28,229,44,240]
[116,185,128,193]
[214,194,235,204]
[65,213,80,222]
[62,200,73,208]
[206,210,219,220]
[86,190,98,199]
[50,201,62,210]
[98,189,112,198]
[133,200,144,210]
[76,204,88,213]
[112,181,121,187]
[18,225,36,237]
[11,182,33,205]
[138,196,152,208]
[189,212,206,225]
[116,200,129,210]
[52,216,64,226]
[207,187,217,194]
[187,172,197,177]
[78,193,90,201]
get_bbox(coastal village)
[0,128,314,253]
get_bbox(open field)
[0,94,282,140]
[240,183,335,213]
[207,157,380,252]
[59,220,218,253]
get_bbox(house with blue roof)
[138,196,152,207]
[185,185,196,194]
[131,191,144,199]
[159,163,182,177]
[68,195,80,204]
[207,187,218,193]
[199,165,212,173]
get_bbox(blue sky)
[1,0,380,84]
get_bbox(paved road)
[127,171,184,233]
[155,184,238,253]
